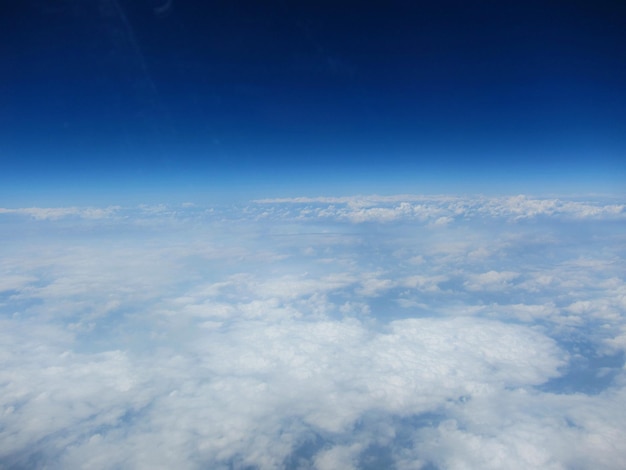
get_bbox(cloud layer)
[1,194,625,469]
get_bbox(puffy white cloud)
[407,387,626,470]
[1,193,625,468]
[0,314,566,469]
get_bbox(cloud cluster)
[1,193,625,468]
[253,194,626,223]
[0,314,567,469]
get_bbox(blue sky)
[2,0,625,202]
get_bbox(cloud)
[0,315,566,469]
[408,387,626,470]
[252,194,626,224]
[0,206,120,220]
[1,193,625,468]
[463,270,520,291]
[0,274,37,293]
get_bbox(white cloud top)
[0,194,625,468]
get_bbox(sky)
[2,0,626,201]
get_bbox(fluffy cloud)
[1,194,625,468]
[0,315,565,469]
[253,194,625,223]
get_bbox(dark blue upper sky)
[2,0,625,201]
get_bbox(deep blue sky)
[2,0,625,202]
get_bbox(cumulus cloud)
[0,315,566,469]
[1,193,625,468]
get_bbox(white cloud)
[251,194,625,223]
[0,274,37,293]
[0,315,566,468]
[314,443,363,470]
[409,387,626,470]
[0,206,120,220]
[464,270,520,291]
[1,193,625,468]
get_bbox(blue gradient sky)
[2,0,625,202]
